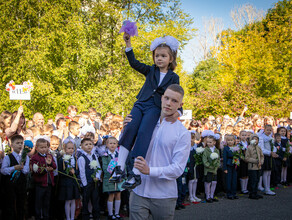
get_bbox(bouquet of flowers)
[210,152,219,167]
[284,141,292,158]
[230,146,243,167]
[10,141,33,182]
[90,160,101,182]
[194,147,204,165]
[119,20,138,37]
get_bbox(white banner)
[9,85,31,100]
[180,110,192,120]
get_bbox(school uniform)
[202,147,220,182]
[281,137,290,168]
[65,134,81,149]
[238,141,248,177]
[77,150,102,220]
[223,146,237,198]
[273,142,283,185]
[30,152,57,220]
[119,48,181,158]
[58,155,80,200]
[1,152,30,220]
[102,149,123,192]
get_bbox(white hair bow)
[150,36,179,52]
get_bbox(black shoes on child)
[109,166,126,183]
[121,171,141,190]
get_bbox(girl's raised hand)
[18,106,24,115]
[123,33,131,47]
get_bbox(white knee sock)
[281,167,284,182]
[70,200,75,220]
[192,179,198,199]
[210,181,217,199]
[267,171,271,189]
[117,146,129,171]
[244,178,249,191]
[107,201,113,216]
[188,180,194,199]
[263,171,269,191]
[240,178,245,191]
[65,200,71,220]
[204,182,211,199]
[114,200,121,215]
[283,167,287,182]
[258,176,263,188]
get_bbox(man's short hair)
[10,134,24,144]
[166,84,184,97]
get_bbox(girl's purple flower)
[119,20,138,37]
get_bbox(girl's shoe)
[108,215,116,220]
[206,198,213,203]
[264,190,276,196]
[115,214,122,220]
[189,196,195,202]
[193,197,201,202]
[258,186,265,192]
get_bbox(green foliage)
[189,0,292,119]
[0,0,194,119]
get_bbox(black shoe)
[121,172,141,190]
[227,196,234,200]
[249,195,258,200]
[115,214,122,220]
[212,198,219,202]
[256,194,263,199]
[206,198,213,203]
[179,204,186,209]
[109,166,125,183]
[233,196,239,199]
[175,205,181,210]
[108,215,116,220]
[284,181,289,186]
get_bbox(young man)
[129,84,191,220]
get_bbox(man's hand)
[134,156,150,175]
[164,111,180,124]
[123,114,132,127]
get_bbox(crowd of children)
[0,104,292,219]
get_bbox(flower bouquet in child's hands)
[60,154,81,190]
[284,141,292,158]
[210,152,219,167]
[194,147,204,165]
[10,140,33,182]
[90,160,101,183]
[119,20,138,38]
[230,146,243,167]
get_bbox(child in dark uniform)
[58,140,80,220]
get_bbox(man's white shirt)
[133,118,191,199]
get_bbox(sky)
[180,0,279,73]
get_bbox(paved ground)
[107,186,292,220]
[174,186,292,220]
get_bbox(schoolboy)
[1,134,29,220]
[30,138,57,220]
[77,138,102,220]
[66,121,81,148]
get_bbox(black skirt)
[263,155,273,171]
[203,172,217,183]
[239,160,248,177]
[58,183,80,201]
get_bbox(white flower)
[33,164,39,172]
[250,140,257,145]
[89,160,98,169]
[210,152,219,160]
[230,146,240,152]
[195,147,205,154]
[63,154,71,161]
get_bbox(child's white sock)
[244,178,249,191]
[114,200,121,215]
[281,167,284,182]
[267,171,271,189]
[204,182,211,199]
[127,159,141,184]
[258,176,263,189]
[263,171,269,191]
[210,181,217,199]
[107,201,113,216]
[70,200,75,220]
[188,180,194,199]
[117,145,129,171]
[65,200,71,220]
[192,179,198,199]
[283,167,287,182]
[240,178,244,191]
